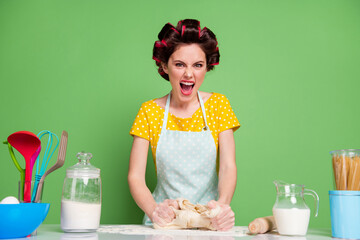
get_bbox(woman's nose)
[184,68,193,78]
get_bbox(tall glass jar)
[61,152,101,232]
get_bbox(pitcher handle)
[304,188,319,217]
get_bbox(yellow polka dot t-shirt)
[130,93,240,161]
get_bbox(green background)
[1,0,359,228]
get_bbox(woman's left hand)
[207,200,235,231]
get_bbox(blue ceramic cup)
[329,190,360,239]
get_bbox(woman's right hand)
[150,199,179,226]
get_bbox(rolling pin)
[248,216,276,234]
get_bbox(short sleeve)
[129,103,150,141]
[218,95,240,133]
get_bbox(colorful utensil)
[2,141,25,197]
[7,131,41,202]
[31,130,59,202]
[34,130,68,203]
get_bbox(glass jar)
[330,149,360,190]
[61,152,101,232]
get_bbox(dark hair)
[153,19,220,81]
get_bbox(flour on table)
[97,225,249,237]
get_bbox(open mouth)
[180,81,194,96]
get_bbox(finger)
[159,204,175,220]
[157,210,173,223]
[219,221,235,231]
[169,199,179,209]
[215,205,232,220]
[152,214,167,227]
[163,199,172,205]
[216,209,234,225]
[207,200,218,209]
[153,206,169,223]
[164,203,176,218]
[216,214,235,231]
[213,218,234,231]
[212,209,235,230]
[161,205,177,222]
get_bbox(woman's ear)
[161,62,168,74]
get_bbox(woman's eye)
[175,63,184,67]
[195,64,203,68]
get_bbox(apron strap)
[162,92,171,131]
[197,91,209,131]
[162,91,210,131]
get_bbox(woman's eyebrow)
[173,60,205,64]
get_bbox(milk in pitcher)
[272,180,319,236]
[273,208,310,235]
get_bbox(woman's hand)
[208,200,235,231]
[151,199,179,227]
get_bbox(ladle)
[7,131,41,202]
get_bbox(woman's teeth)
[180,82,194,95]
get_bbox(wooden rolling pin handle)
[248,216,276,234]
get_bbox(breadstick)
[348,156,355,190]
[332,155,340,190]
[352,156,360,191]
[248,216,276,234]
[339,155,349,190]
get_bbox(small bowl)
[0,203,50,239]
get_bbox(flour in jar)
[61,200,101,232]
[273,208,310,236]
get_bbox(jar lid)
[330,149,360,157]
[66,152,100,178]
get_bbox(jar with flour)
[61,152,102,232]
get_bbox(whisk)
[31,130,59,202]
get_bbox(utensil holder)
[18,181,44,203]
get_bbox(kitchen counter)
[12,225,333,240]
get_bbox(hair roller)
[200,27,207,38]
[161,39,168,47]
[181,25,186,37]
[158,23,176,40]
[171,27,179,35]
[152,56,162,62]
[154,41,163,48]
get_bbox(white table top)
[12,225,333,240]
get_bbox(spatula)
[34,130,68,203]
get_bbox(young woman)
[128,19,240,231]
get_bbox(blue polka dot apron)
[144,91,218,224]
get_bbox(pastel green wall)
[1,0,359,228]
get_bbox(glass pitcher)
[61,152,102,232]
[272,180,319,236]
